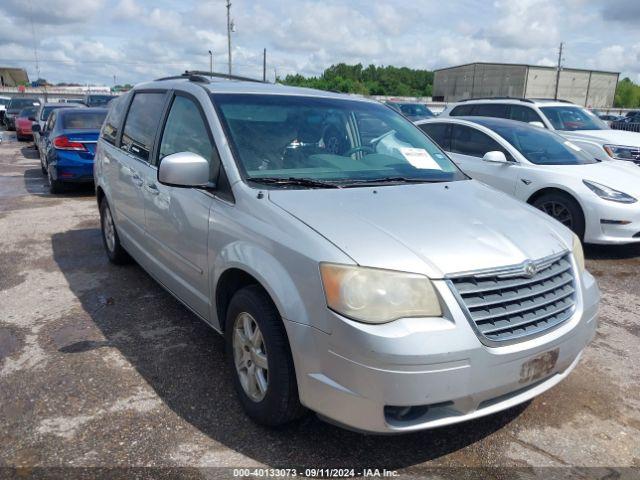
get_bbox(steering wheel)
[345,145,375,156]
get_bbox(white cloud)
[0,0,638,86]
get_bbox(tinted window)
[540,106,607,131]
[63,111,107,130]
[40,105,66,121]
[8,98,39,110]
[399,104,434,117]
[490,123,597,165]
[472,103,509,118]
[509,105,543,124]
[102,93,129,145]
[159,95,218,178]
[450,104,474,116]
[419,123,450,150]
[46,112,56,131]
[19,107,37,118]
[121,92,166,160]
[451,125,511,159]
[87,95,116,106]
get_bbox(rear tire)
[533,192,585,240]
[99,198,131,264]
[47,167,65,194]
[225,285,305,427]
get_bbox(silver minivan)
[94,74,600,433]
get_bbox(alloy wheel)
[539,201,574,228]
[233,312,269,402]
[103,207,116,253]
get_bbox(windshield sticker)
[564,141,582,152]
[399,148,443,170]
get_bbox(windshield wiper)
[247,177,341,189]
[338,177,448,186]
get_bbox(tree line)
[280,63,640,108]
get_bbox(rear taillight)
[53,136,86,151]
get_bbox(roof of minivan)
[137,77,375,102]
[452,98,577,108]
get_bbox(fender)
[211,241,314,331]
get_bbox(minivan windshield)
[8,98,39,110]
[490,123,598,165]
[540,106,608,131]
[213,94,464,187]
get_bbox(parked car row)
[9,74,639,434]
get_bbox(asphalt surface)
[1,129,639,479]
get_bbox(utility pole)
[226,0,232,75]
[554,42,564,100]
[263,48,266,82]
[208,50,213,75]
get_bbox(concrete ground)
[0,129,639,479]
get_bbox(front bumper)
[285,270,599,434]
[583,196,640,244]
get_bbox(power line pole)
[263,48,266,82]
[226,0,232,75]
[208,50,213,75]
[554,42,564,100]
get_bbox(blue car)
[35,107,108,193]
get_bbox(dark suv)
[4,97,41,130]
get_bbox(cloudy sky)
[0,0,639,86]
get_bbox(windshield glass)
[0,98,9,106]
[87,95,115,106]
[213,94,464,186]
[491,123,597,165]
[41,105,67,121]
[8,98,38,110]
[62,111,107,129]
[540,106,608,131]
[19,107,37,118]
[399,104,434,117]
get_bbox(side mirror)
[528,121,545,128]
[31,124,41,133]
[158,151,210,187]
[483,151,509,164]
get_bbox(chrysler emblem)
[523,261,537,278]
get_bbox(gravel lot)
[1,129,639,478]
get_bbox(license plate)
[519,348,559,384]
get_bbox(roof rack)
[528,98,573,103]
[457,96,534,103]
[155,70,266,84]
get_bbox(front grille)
[449,253,576,344]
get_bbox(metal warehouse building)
[433,62,619,108]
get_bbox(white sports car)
[416,116,640,245]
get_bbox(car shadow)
[585,242,640,260]
[22,167,94,197]
[51,227,527,470]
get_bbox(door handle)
[131,173,143,187]
[145,182,159,195]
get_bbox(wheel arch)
[212,243,312,332]
[526,186,587,236]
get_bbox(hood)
[268,180,571,278]
[563,129,640,147]
[544,161,640,198]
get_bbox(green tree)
[614,77,640,108]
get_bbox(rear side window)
[472,103,509,118]
[418,123,451,150]
[451,125,512,160]
[158,95,219,179]
[509,105,543,124]
[120,92,166,161]
[102,94,129,145]
[450,104,474,116]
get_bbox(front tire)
[99,198,131,264]
[225,285,305,426]
[533,192,585,240]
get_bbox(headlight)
[572,234,585,273]
[319,263,442,323]
[583,180,637,204]
[603,144,639,162]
